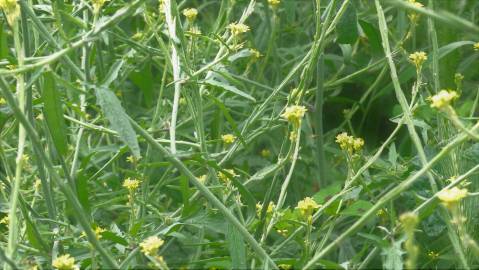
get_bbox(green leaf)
[95,87,141,158]
[101,231,128,246]
[42,71,68,156]
[336,2,358,44]
[226,223,247,269]
[204,79,256,102]
[341,200,373,217]
[359,20,382,56]
[129,63,154,107]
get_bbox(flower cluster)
[400,212,419,232]
[296,197,320,217]
[182,8,198,22]
[429,89,459,109]
[221,134,236,144]
[140,236,165,256]
[228,22,250,36]
[335,132,364,153]
[256,201,275,216]
[92,0,108,14]
[407,0,424,23]
[409,51,427,69]
[281,105,307,125]
[437,187,468,207]
[122,178,141,191]
[474,42,479,51]
[197,174,207,184]
[52,254,77,270]
[0,0,20,26]
[268,0,281,7]
[217,169,238,182]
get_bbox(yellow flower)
[122,178,141,191]
[197,174,207,184]
[268,0,281,7]
[335,132,365,153]
[0,215,9,225]
[126,155,141,164]
[92,0,108,14]
[182,8,198,21]
[0,0,20,26]
[429,89,459,109]
[0,98,5,105]
[52,254,76,270]
[250,49,262,59]
[281,105,307,124]
[409,51,427,69]
[94,226,106,239]
[474,42,479,51]
[228,22,250,36]
[217,169,237,182]
[140,236,165,256]
[260,149,271,158]
[221,134,236,144]
[296,197,320,216]
[408,0,424,7]
[92,0,108,13]
[34,178,41,190]
[278,264,292,270]
[256,201,275,216]
[399,212,419,231]
[437,187,468,205]
[428,251,440,260]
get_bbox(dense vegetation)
[1,0,479,269]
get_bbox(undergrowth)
[1,0,479,269]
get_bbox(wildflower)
[427,251,440,260]
[126,155,141,164]
[0,98,5,105]
[474,42,479,51]
[276,229,288,236]
[352,138,364,151]
[260,149,271,158]
[256,201,275,216]
[407,0,423,23]
[217,169,237,182]
[52,254,77,270]
[228,22,250,36]
[335,132,364,153]
[0,0,20,26]
[36,113,44,120]
[197,174,207,184]
[221,134,236,144]
[400,212,419,232]
[34,178,41,190]
[429,89,459,109]
[250,49,262,59]
[437,187,468,206]
[122,178,141,191]
[409,51,427,69]
[296,197,320,216]
[281,105,307,124]
[92,0,108,14]
[278,264,292,270]
[182,8,198,22]
[94,226,106,239]
[408,0,424,8]
[0,215,9,225]
[268,0,281,7]
[140,236,164,256]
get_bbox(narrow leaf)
[42,71,68,156]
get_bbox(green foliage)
[0,0,478,269]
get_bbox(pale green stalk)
[7,15,26,268]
